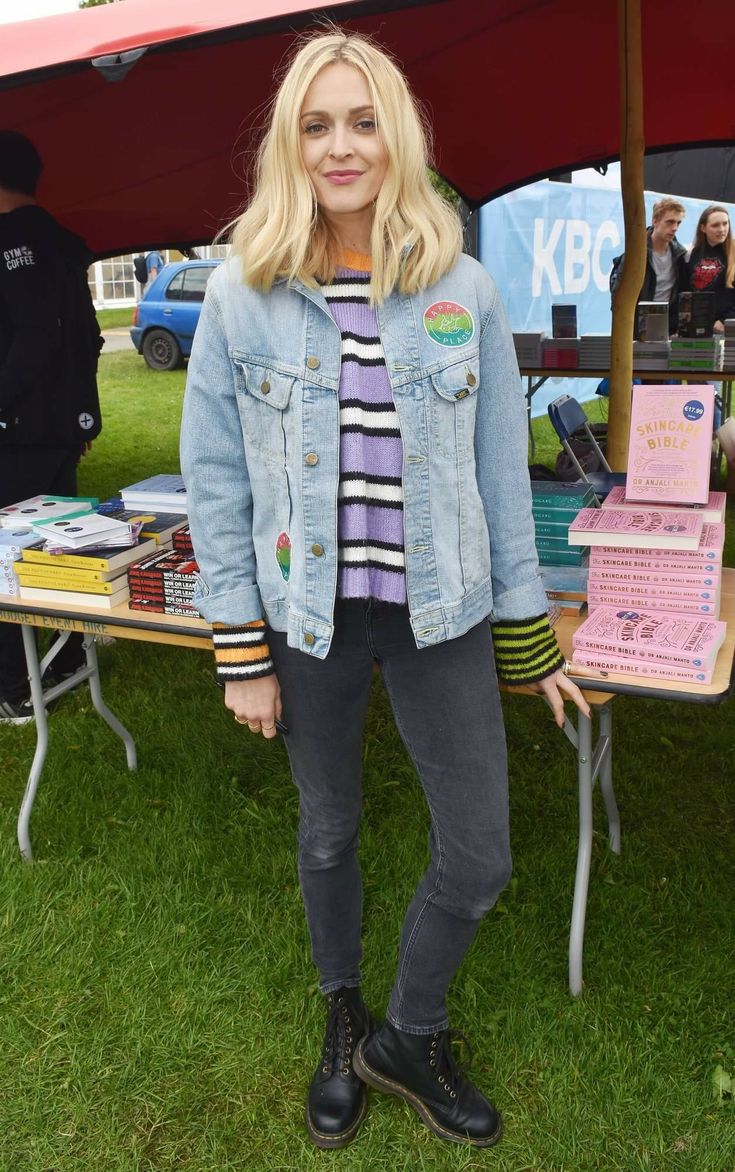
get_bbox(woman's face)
[703,210,729,247]
[299,62,388,249]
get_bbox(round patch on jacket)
[423,301,475,347]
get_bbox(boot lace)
[320,992,358,1078]
[428,1029,473,1100]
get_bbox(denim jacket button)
[305,452,319,466]
[260,380,271,394]
[311,543,324,557]
[306,356,320,370]
[304,632,316,646]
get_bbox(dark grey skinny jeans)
[268,598,511,1035]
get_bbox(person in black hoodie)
[679,203,735,334]
[609,197,687,337]
[0,130,103,723]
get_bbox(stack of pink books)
[568,511,724,618]
[571,608,726,685]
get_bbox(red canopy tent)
[1,0,733,259]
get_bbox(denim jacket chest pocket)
[427,350,481,461]
[231,352,298,465]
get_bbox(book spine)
[14,573,120,594]
[572,651,713,683]
[22,549,112,571]
[587,591,718,615]
[14,563,109,583]
[589,552,722,572]
[587,567,719,588]
[587,577,718,600]
[571,635,716,667]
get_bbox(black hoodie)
[0,204,102,446]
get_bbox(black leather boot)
[353,1020,502,1148]
[305,986,372,1149]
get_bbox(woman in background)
[679,204,735,333]
[181,29,588,1152]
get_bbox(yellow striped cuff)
[492,614,564,685]
[212,620,274,682]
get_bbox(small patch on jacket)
[275,531,291,581]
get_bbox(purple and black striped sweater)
[323,250,406,605]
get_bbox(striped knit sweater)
[210,252,563,686]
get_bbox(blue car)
[130,259,222,371]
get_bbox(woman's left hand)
[527,668,591,728]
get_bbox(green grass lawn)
[1,355,734,1171]
[97,307,135,332]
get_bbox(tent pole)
[607,0,646,471]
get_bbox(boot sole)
[305,1093,368,1150]
[353,1037,503,1149]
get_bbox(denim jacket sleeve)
[179,282,264,625]
[474,273,549,621]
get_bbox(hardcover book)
[31,513,133,549]
[587,566,720,589]
[18,582,130,608]
[571,651,713,685]
[602,485,726,523]
[0,495,97,529]
[624,384,716,505]
[595,522,724,563]
[572,606,726,667]
[568,508,704,550]
[530,482,598,508]
[97,499,189,545]
[21,536,158,573]
[586,590,718,617]
[120,474,187,512]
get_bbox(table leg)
[560,699,616,995]
[16,628,137,862]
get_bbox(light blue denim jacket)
[180,252,548,659]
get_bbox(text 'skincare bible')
[624,384,715,506]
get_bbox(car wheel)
[142,328,183,371]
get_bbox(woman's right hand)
[225,675,282,740]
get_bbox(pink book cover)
[572,606,726,665]
[587,566,720,589]
[586,590,719,617]
[589,552,723,575]
[603,484,726,522]
[595,522,724,562]
[568,508,704,550]
[624,384,716,505]
[572,650,713,685]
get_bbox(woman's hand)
[225,675,282,740]
[526,669,591,728]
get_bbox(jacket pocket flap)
[232,357,295,409]
[430,357,480,403]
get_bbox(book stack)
[120,474,188,514]
[579,334,611,369]
[531,481,597,567]
[569,509,724,618]
[97,497,189,545]
[723,319,735,370]
[512,331,545,366]
[542,337,579,369]
[127,549,201,616]
[636,302,669,342]
[551,304,578,338]
[14,537,158,608]
[30,512,135,551]
[571,608,727,685]
[669,337,723,371]
[632,339,670,369]
[0,528,37,595]
[172,525,194,555]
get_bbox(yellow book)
[18,582,130,608]
[14,566,127,594]
[14,561,118,584]
[21,536,158,573]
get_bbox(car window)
[180,266,216,302]
[165,272,185,301]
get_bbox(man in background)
[145,248,164,281]
[0,130,103,723]
[610,197,687,336]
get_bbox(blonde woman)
[181,29,588,1151]
[679,204,735,332]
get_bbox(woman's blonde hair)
[693,204,735,287]
[228,29,463,302]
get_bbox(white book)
[0,495,95,529]
[31,513,133,549]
